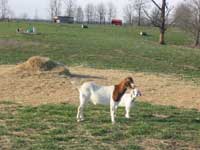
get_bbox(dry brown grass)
[70,66,200,110]
[0,39,40,47]
[0,136,12,150]
[139,138,199,150]
[15,56,70,75]
[0,61,200,110]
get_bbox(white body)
[119,92,137,118]
[77,82,140,123]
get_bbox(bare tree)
[96,2,107,24]
[76,6,84,23]
[148,6,161,26]
[174,1,200,46]
[93,6,99,23]
[107,2,117,23]
[131,0,146,26]
[64,0,76,17]
[85,3,95,23]
[123,2,134,25]
[49,0,62,19]
[144,0,173,44]
[158,0,166,44]
[0,0,10,19]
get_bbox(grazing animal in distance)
[81,24,88,28]
[140,31,147,36]
[77,77,136,124]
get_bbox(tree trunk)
[159,0,166,45]
[138,7,141,26]
[195,30,200,46]
[159,30,165,44]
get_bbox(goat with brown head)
[77,76,137,124]
[113,77,135,102]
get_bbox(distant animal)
[16,28,24,33]
[76,77,137,124]
[140,31,147,36]
[81,24,88,28]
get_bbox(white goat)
[76,77,139,124]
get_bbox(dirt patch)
[0,136,12,150]
[140,138,199,150]
[0,56,73,105]
[0,39,40,47]
[0,60,200,110]
[69,67,200,110]
[152,114,170,119]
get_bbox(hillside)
[0,21,199,79]
[0,22,200,150]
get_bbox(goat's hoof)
[125,115,130,119]
[77,118,84,122]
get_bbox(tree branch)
[143,8,161,27]
[151,0,162,10]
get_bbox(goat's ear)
[126,88,132,93]
[131,93,135,99]
[128,89,134,98]
[126,77,134,83]
[125,77,135,88]
[137,90,142,96]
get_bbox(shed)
[111,19,122,26]
[53,16,74,24]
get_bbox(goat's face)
[124,77,135,89]
[130,88,142,99]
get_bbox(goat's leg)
[77,94,87,122]
[125,106,130,119]
[77,105,85,122]
[114,103,118,117]
[110,105,115,124]
[77,104,81,121]
[110,101,118,124]
[77,105,83,122]
[79,105,85,121]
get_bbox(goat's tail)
[69,79,82,92]
[69,78,94,92]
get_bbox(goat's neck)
[112,81,127,102]
[117,81,127,92]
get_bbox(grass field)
[0,101,200,150]
[1,21,200,150]
[0,21,199,79]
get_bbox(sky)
[9,0,182,20]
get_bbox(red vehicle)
[111,19,122,26]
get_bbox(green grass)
[0,21,199,79]
[0,21,200,149]
[0,101,200,150]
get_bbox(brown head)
[112,77,135,102]
[123,77,135,89]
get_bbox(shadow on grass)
[70,73,105,80]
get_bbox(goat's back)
[79,82,114,105]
